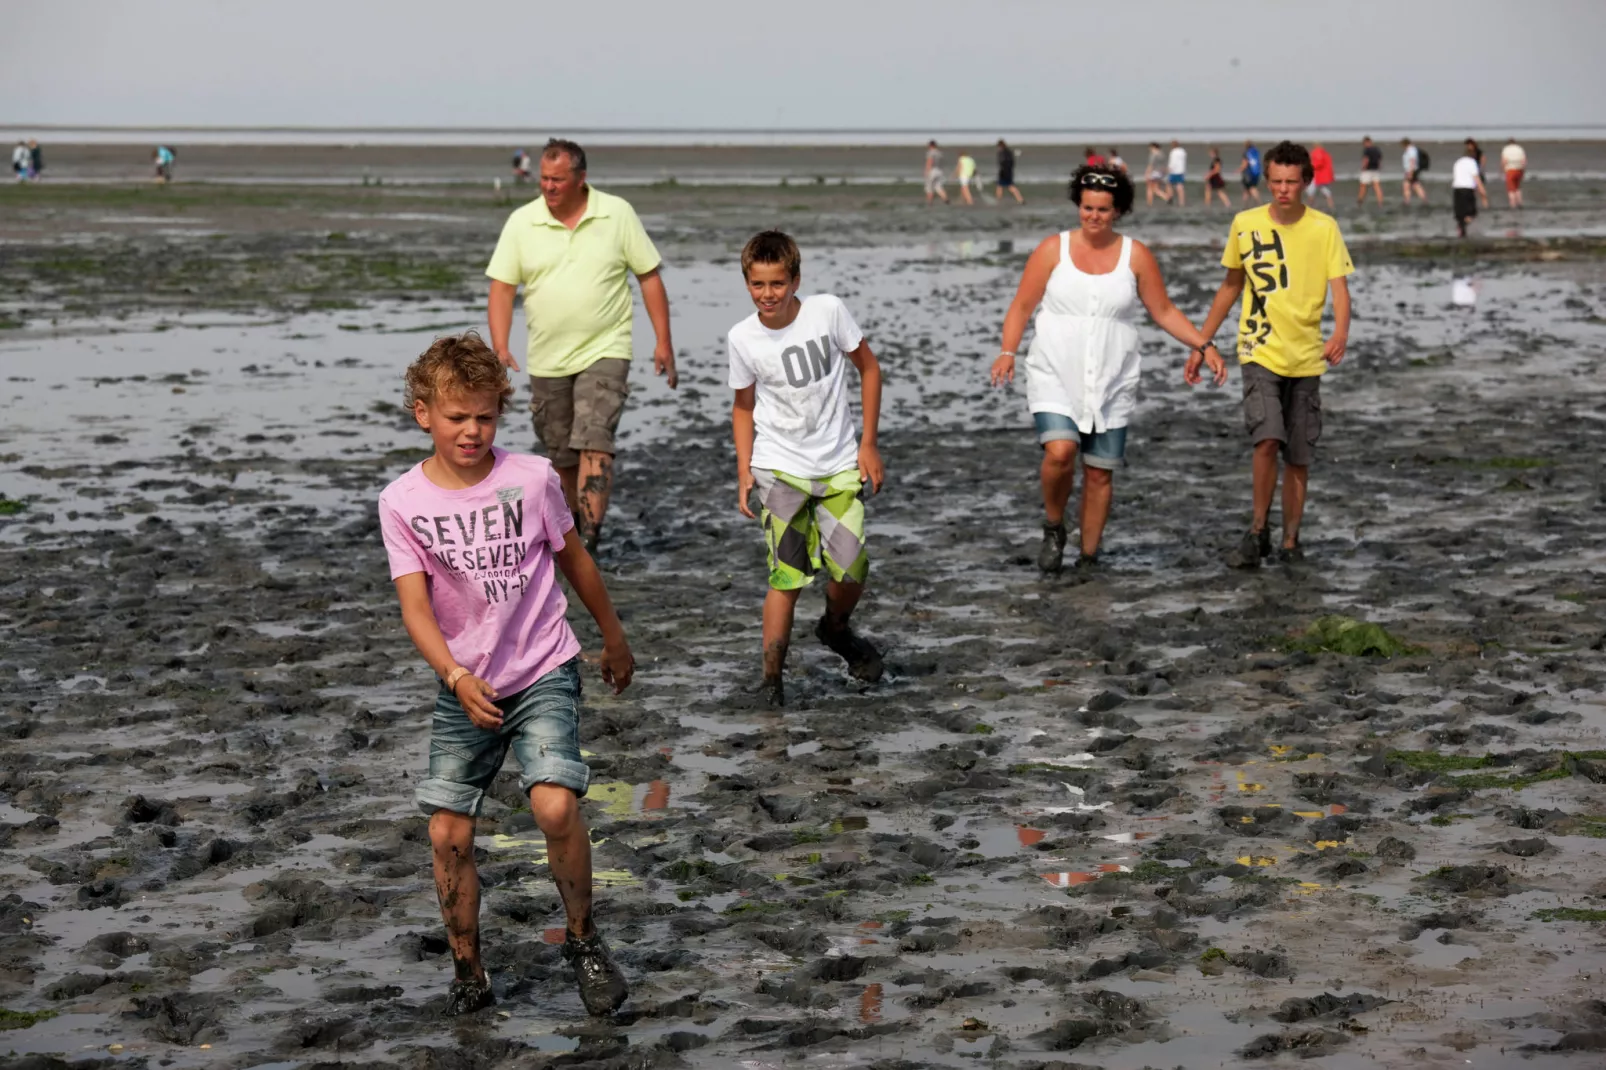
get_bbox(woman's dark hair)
[1264,140,1314,184]
[1067,164,1134,216]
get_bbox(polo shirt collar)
[530,187,611,228]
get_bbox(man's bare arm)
[488,280,520,371]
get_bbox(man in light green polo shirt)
[486,138,676,553]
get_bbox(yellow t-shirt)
[1220,204,1353,377]
[485,187,662,377]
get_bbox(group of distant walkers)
[10,139,42,181]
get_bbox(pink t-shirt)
[378,448,581,695]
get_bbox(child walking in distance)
[1190,142,1353,567]
[378,333,635,1017]
[729,231,885,708]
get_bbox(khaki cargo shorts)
[528,358,630,469]
[1242,361,1322,467]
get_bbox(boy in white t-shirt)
[728,230,885,707]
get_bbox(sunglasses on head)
[1079,173,1119,188]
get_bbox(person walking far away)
[1356,136,1382,205]
[1501,137,1526,209]
[955,149,979,206]
[153,145,175,183]
[377,333,636,1018]
[1191,141,1353,567]
[11,141,28,182]
[1108,148,1127,175]
[994,139,1024,204]
[990,165,1225,576]
[1307,142,1335,209]
[1144,142,1172,206]
[1204,147,1231,208]
[1239,140,1263,203]
[729,230,885,709]
[485,138,677,554]
[1084,147,1106,168]
[1167,140,1188,207]
[924,140,949,206]
[511,148,532,183]
[1451,142,1487,238]
[1466,139,1491,208]
[1401,138,1428,204]
[26,139,42,181]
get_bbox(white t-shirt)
[1402,145,1420,172]
[1501,143,1527,172]
[1167,147,1186,175]
[728,294,865,478]
[1451,156,1481,189]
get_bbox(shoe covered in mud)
[815,616,884,682]
[1037,522,1068,574]
[1227,528,1271,569]
[760,675,785,709]
[562,931,629,1016]
[445,975,495,1016]
[1277,542,1305,564]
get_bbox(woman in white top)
[991,165,1227,574]
[1451,143,1488,238]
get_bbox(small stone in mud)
[1240,1028,1349,1058]
[1270,992,1393,1023]
[1419,864,1516,896]
[1497,836,1551,857]
[1374,836,1416,862]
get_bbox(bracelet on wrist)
[998,350,1016,358]
[444,666,469,691]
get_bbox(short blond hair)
[403,332,513,411]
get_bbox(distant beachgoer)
[1084,147,1106,168]
[1501,138,1526,208]
[153,146,175,184]
[512,148,532,183]
[13,141,31,181]
[1451,144,1487,238]
[1467,139,1491,207]
[1238,140,1263,203]
[1144,142,1172,205]
[1400,138,1427,204]
[990,164,1224,575]
[1356,136,1382,205]
[1167,140,1187,207]
[955,151,979,205]
[728,230,885,707]
[995,139,1024,204]
[924,140,948,206]
[1307,143,1336,209]
[27,140,41,181]
[1193,141,1354,567]
[1108,148,1127,175]
[1204,148,1231,208]
[485,138,677,552]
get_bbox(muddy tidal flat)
[1,165,1605,1069]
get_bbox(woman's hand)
[990,352,1016,386]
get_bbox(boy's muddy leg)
[761,587,803,680]
[428,810,486,982]
[577,450,614,551]
[530,785,595,937]
[1079,466,1113,557]
[1280,463,1309,548]
[822,579,864,631]
[820,579,882,681]
[1251,439,1282,534]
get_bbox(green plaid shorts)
[752,468,869,591]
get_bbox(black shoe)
[445,975,495,1016]
[1277,543,1305,564]
[563,931,629,1017]
[761,676,785,709]
[815,616,884,682]
[1037,522,1068,574]
[1227,529,1266,570]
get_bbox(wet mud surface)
[2,181,1606,1068]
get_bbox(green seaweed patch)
[970,723,995,735]
[906,873,935,886]
[1392,750,1606,791]
[1530,908,1606,923]
[1389,751,1495,773]
[1288,616,1417,658]
[1198,946,1228,962]
[0,1008,57,1031]
[0,496,27,516]
[722,899,790,916]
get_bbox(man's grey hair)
[542,138,587,173]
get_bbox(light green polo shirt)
[485,187,662,378]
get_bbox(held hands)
[989,352,1016,387]
[858,443,885,495]
[1184,344,1230,387]
[1322,334,1348,366]
[736,466,757,519]
[452,672,504,730]
[653,341,679,389]
[599,637,635,694]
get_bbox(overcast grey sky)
[7,0,1604,131]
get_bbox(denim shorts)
[1032,412,1128,469]
[415,657,589,816]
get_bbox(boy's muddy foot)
[445,976,495,1016]
[1277,542,1305,564]
[815,616,884,682]
[1037,521,1067,573]
[1227,527,1271,569]
[760,675,785,708]
[563,931,629,1016]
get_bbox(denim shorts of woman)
[414,657,589,816]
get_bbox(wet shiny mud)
[1,190,1605,1068]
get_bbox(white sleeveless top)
[1024,232,1142,433]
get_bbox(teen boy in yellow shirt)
[1188,141,1353,567]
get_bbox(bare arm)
[733,385,758,518]
[488,280,520,371]
[637,268,677,388]
[846,342,884,493]
[1183,267,1247,384]
[1323,276,1351,366]
[553,533,634,693]
[395,572,503,728]
[990,235,1059,385]
[1131,242,1226,386]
